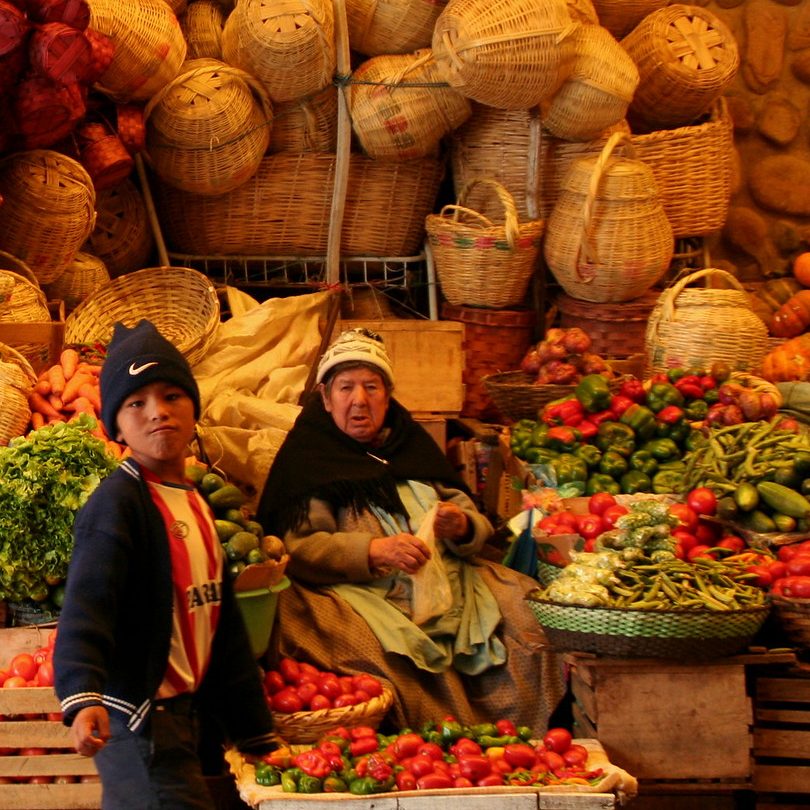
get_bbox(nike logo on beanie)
[129,361,159,375]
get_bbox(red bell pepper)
[699,375,716,391]
[366,752,393,782]
[576,419,598,441]
[457,754,492,782]
[391,733,424,760]
[503,743,539,770]
[619,378,646,402]
[395,770,417,791]
[609,394,634,418]
[674,375,704,400]
[589,408,616,426]
[542,396,584,427]
[772,575,810,598]
[293,749,332,779]
[349,736,380,757]
[656,404,685,425]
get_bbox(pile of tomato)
[252,718,605,795]
[0,630,56,690]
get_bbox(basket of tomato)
[263,658,394,744]
[769,542,810,650]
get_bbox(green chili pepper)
[439,720,464,743]
[469,723,498,739]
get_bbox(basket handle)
[657,267,747,324]
[453,177,521,247]
[575,131,636,282]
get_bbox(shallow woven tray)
[270,686,393,744]
[771,596,810,650]
[527,597,769,659]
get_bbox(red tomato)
[787,555,810,577]
[309,694,332,711]
[317,674,342,700]
[544,750,566,772]
[263,670,285,695]
[2,675,27,689]
[271,688,304,713]
[668,503,699,533]
[583,538,596,552]
[416,773,453,790]
[688,545,716,562]
[408,755,435,778]
[333,693,359,708]
[774,576,810,598]
[27,776,53,784]
[396,770,418,791]
[686,487,718,517]
[34,662,54,688]
[352,674,383,698]
[418,742,445,761]
[353,690,371,704]
[575,513,605,541]
[538,515,563,533]
[553,511,580,531]
[277,657,300,685]
[296,681,318,706]
[766,560,787,581]
[672,530,698,554]
[746,565,773,589]
[562,744,589,767]
[694,520,721,545]
[778,544,804,564]
[601,503,629,529]
[10,654,37,682]
[672,543,685,561]
[339,676,355,695]
[0,669,8,688]
[476,773,505,787]
[716,535,745,554]
[33,648,49,666]
[588,492,617,516]
[454,776,475,789]
[543,727,572,754]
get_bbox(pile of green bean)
[682,421,810,494]
[609,556,766,610]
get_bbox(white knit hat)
[316,328,394,385]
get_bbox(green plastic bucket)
[235,577,290,657]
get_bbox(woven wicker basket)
[441,303,534,420]
[483,370,626,423]
[154,152,444,257]
[44,251,111,314]
[566,0,598,25]
[0,149,96,285]
[180,0,224,60]
[0,1,28,56]
[432,0,578,110]
[75,121,134,191]
[537,98,734,237]
[350,49,471,162]
[84,178,155,278]
[426,178,544,309]
[13,74,86,150]
[646,268,770,374]
[771,596,810,650]
[269,85,337,153]
[89,0,187,102]
[527,596,770,659]
[0,342,35,446]
[144,58,273,196]
[64,266,220,367]
[543,131,673,303]
[541,23,639,142]
[346,0,442,57]
[622,4,739,133]
[0,261,52,368]
[222,0,335,103]
[29,21,92,85]
[271,687,394,744]
[591,0,668,38]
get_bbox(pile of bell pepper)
[509,366,730,496]
[251,717,605,794]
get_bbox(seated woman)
[256,328,565,733]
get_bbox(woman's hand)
[369,533,431,575]
[434,502,469,541]
[71,705,110,758]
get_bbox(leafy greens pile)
[0,415,119,602]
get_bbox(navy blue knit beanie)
[100,319,201,437]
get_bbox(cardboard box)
[0,300,65,375]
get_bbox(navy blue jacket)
[54,459,275,751]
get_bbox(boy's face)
[115,380,196,483]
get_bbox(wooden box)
[0,300,65,374]
[482,430,536,521]
[753,670,810,794]
[0,627,101,810]
[337,319,464,415]
[568,654,753,782]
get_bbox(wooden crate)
[753,669,810,795]
[0,300,65,375]
[337,319,464,415]
[0,627,101,810]
[567,654,753,782]
[481,430,536,521]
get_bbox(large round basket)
[527,597,770,659]
[591,0,668,39]
[426,178,544,309]
[0,342,35,446]
[347,0,442,57]
[64,266,220,367]
[144,58,273,196]
[0,256,53,368]
[771,596,810,650]
[44,251,111,314]
[180,0,225,61]
[271,687,394,744]
[269,85,337,153]
[483,370,626,423]
[645,267,769,374]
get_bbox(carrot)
[76,362,102,377]
[60,372,92,404]
[60,348,80,380]
[47,364,66,397]
[78,382,102,414]
[29,390,62,420]
[34,378,51,396]
[105,440,123,459]
[64,395,94,415]
[48,393,64,412]
[30,411,45,430]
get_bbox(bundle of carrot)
[27,347,125,459]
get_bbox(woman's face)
[321,367,390,443]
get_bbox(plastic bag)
[410,503,454,625]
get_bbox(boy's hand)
[71,705,110,757]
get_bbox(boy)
[54,319,278,810]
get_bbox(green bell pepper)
[668,420,692,446]
[553,452,588,484]
[652,468,685,494]
[255,764,282,787]
[575,373,612,412]
[323,776,349,793]
[642,437,680,461]
[574,443,602,469]
[524,446,560,465]
[620,470,652,494]
[281,771,300,793]
[646,382,685,412]
[586,473,621,495]
[439,720,465,743]
[349,777,378,796]
[299,775,324,794]
[595,421,636,457]
[599,449,628,478]
[629,449,658,477]
[620,403,657,441]
[546,425,581,452]
[685,430,708,452]
[683,399,708,421]
[703,387,719,404]
[530,423,550,447]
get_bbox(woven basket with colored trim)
[64,266,220,367]
[527,596,770,659]
[426,178,544,309]
[271,686,394,744]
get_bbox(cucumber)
[733,482,759,512]
[716,496,739,521]
[214,519,244,543]
[772,513,798,533]
[756,481,810,519]
[741,509,777,534]
[207,483,247,510]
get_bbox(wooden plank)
[339,319,464,413]
[0,752,96,779]
[0,687,61,715]
[0,718,72,749]
[537,795,615,809]
[571,702,598,742]
[753,727,810,759]
[755,707,810,724]
[570,670,597,726]
[757,677,810,704]
[0,781,101,810]
[754,762,810,793]
[399,793,537,810]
